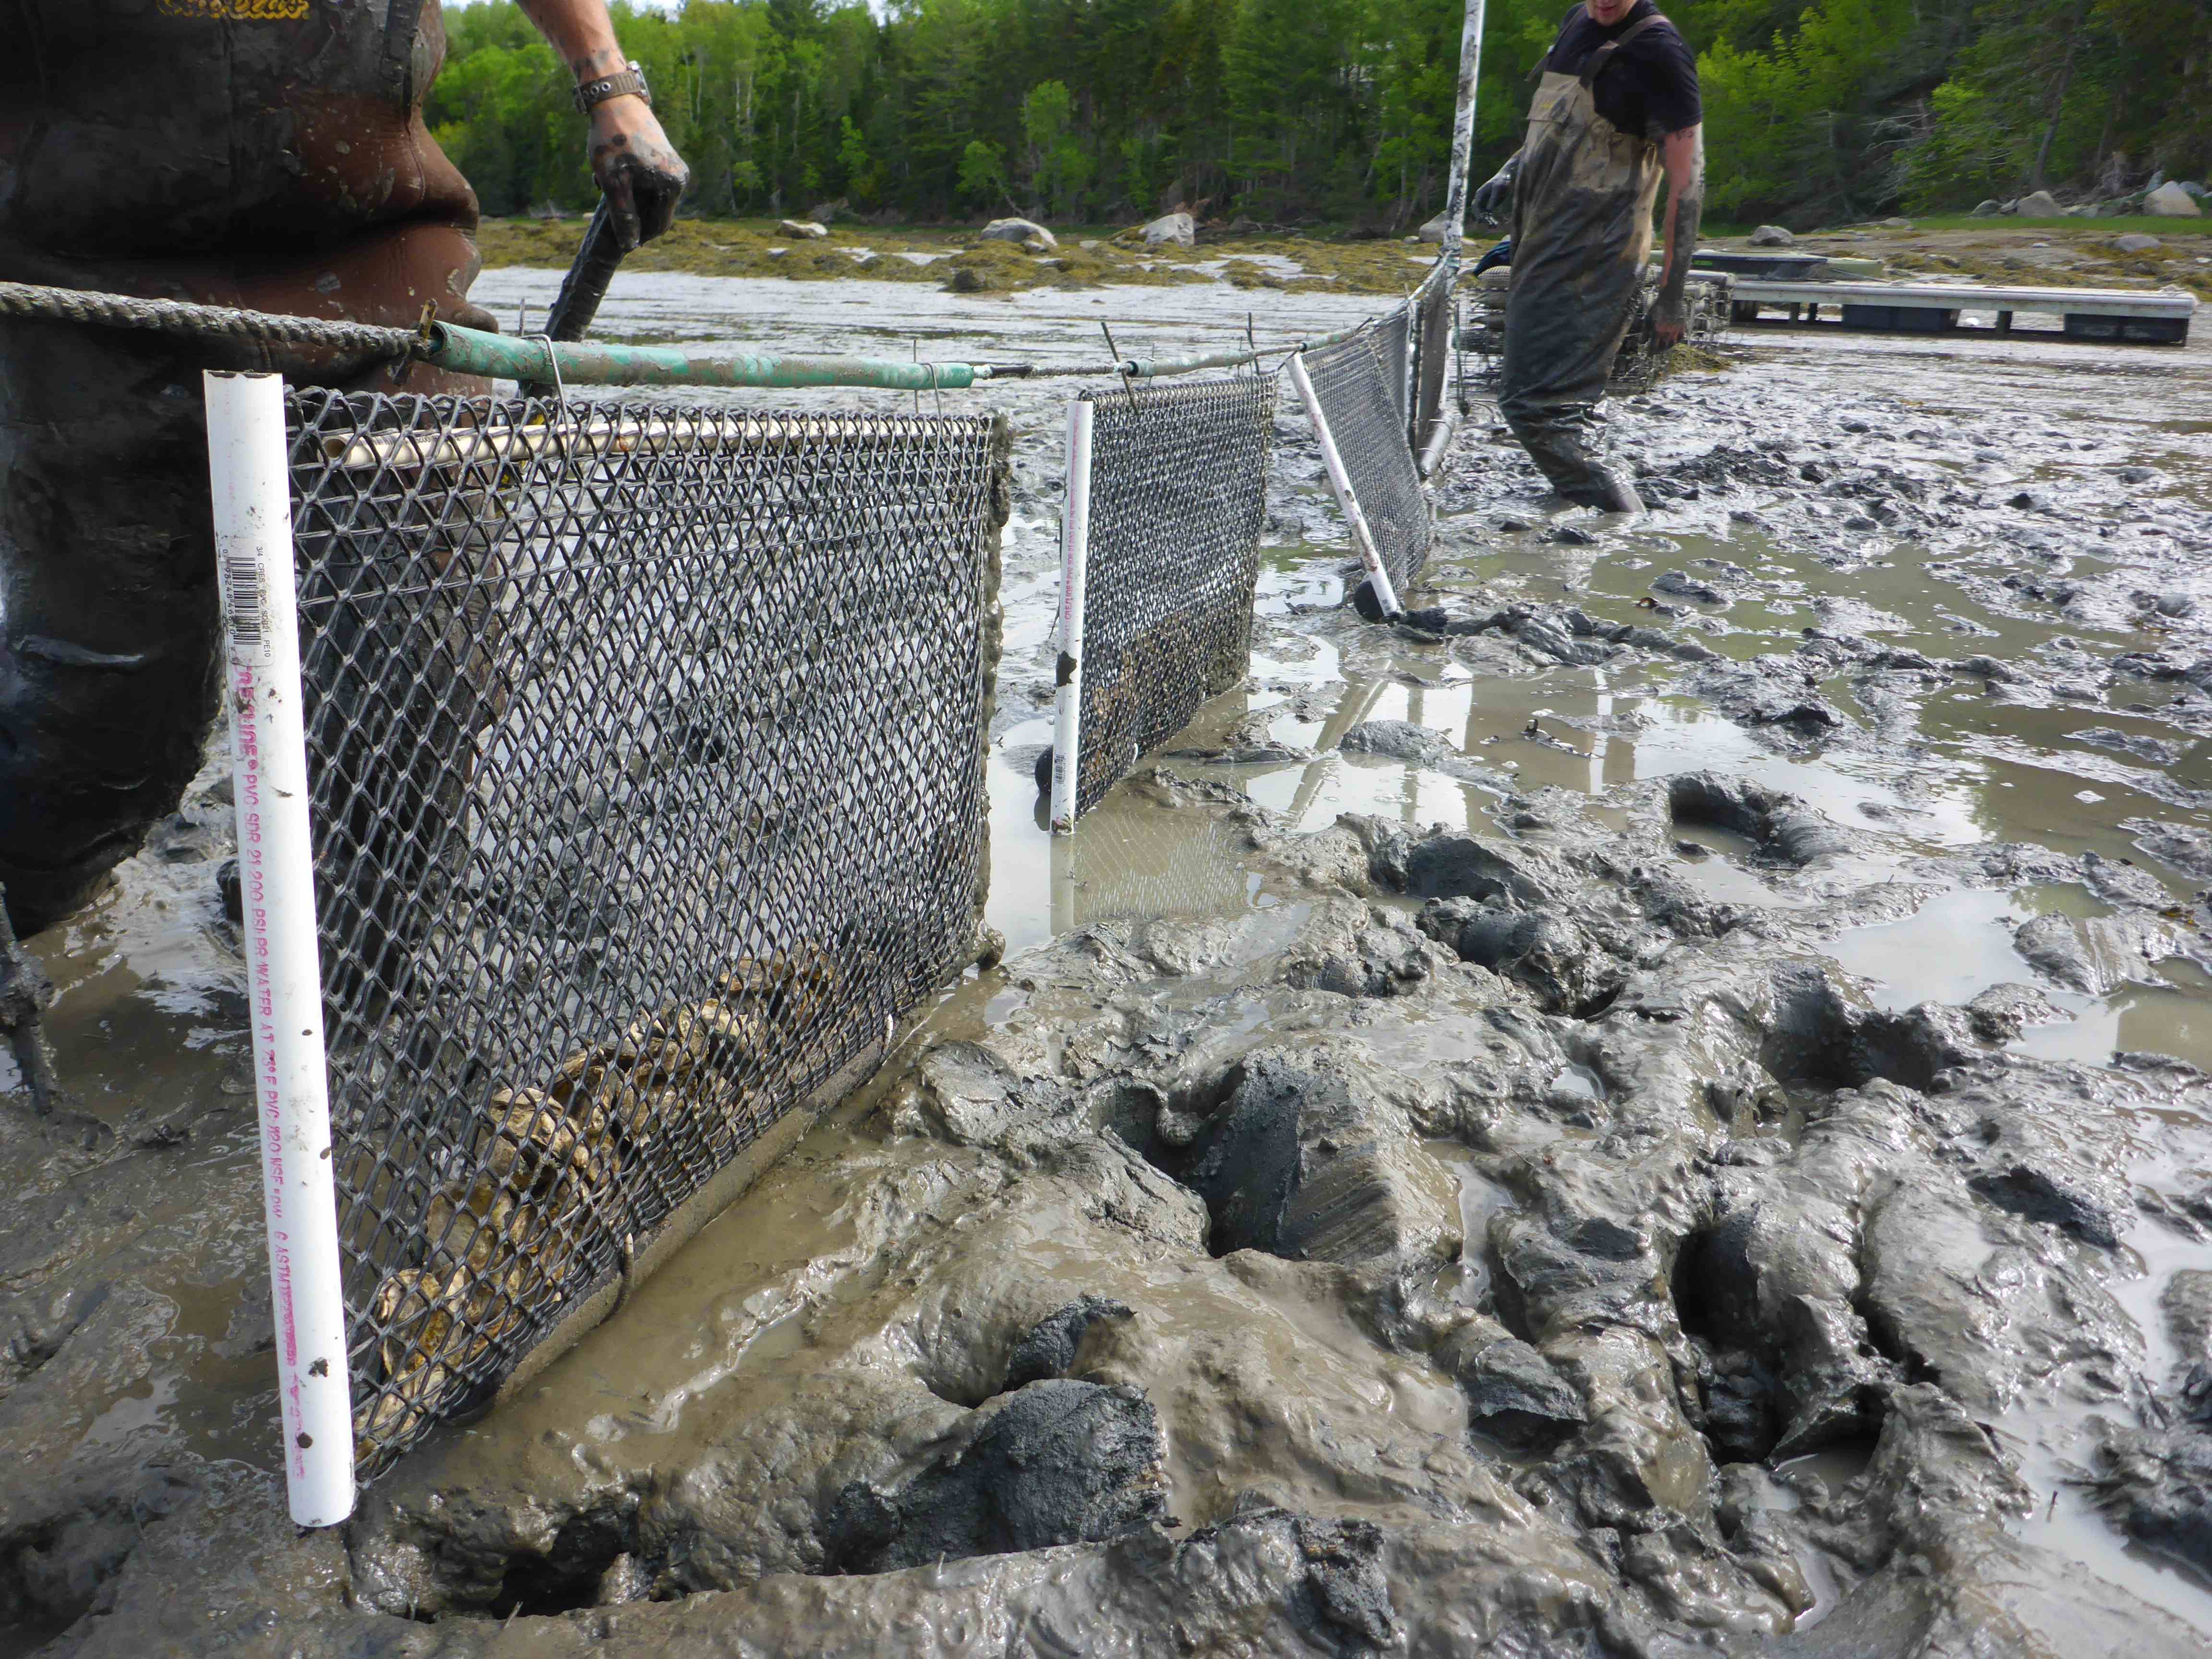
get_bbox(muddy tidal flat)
[7,229,2212,1656]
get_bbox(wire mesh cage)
[1373,303,1412,434]
[1052,793,1260,932]
[1301,330,1431,601]
[1061,374,1277,821]
[281,391,1008,1473]
[1457,270,1732,393]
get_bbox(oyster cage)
[1055,373,1278,823]
[280,391,1008,1477]
[1301,322,1433,604]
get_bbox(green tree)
[423,0,2211,231]
[957,139,1011,208]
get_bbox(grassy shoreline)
[477,214,2212,301]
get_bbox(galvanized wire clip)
[390,301,438,385]
[1099,322,1139,412]
[529,332,567,410]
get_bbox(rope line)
[0,264,1455,390]
[0,281,420,359]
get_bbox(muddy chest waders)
[0,0,494,938]
[1498,14,1668,511]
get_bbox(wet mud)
[8,260,2212,1655]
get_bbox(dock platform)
[1728,278,2196,344]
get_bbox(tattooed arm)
[1652,124,1705,347]
[514,0,689,249]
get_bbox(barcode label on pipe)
[223,554,269,663]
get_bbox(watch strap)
[575,66,649,114]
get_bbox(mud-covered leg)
[1497,273,1645,513]
[1503,398,1645,513]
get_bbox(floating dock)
[1728,278,2196,344]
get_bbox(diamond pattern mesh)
[1068,374,1277,818]
[1373,304,1412,434]
[283,391,1007,1474]
[1056,798,1256,929]
[1303,327,1431,601]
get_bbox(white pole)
[1048,397,1094,833]
[1440,0,1488,271]
[1419,407,1463,478]
[204,370,356,1527]
[1285,352,1401,620]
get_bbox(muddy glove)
[1471,154,1520,225]
[589,97,689,252]
[1650,291,1687,348]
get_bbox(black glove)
[1471,155,1520,226]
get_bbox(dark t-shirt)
[1541,1,1702,143]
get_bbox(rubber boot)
[1514,419,1644,513]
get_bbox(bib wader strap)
[1529,8,1673,81]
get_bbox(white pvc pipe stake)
[1048,397,1095,833]
[204,370,356,1527]
[1285,352,1401,619]
[1439,0,1489,270]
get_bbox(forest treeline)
[432,0,2212,229]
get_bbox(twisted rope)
[0,280,420,359]
[0,276,1454,386]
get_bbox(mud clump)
[2096,1415,2212,1577]
[1419,899,1623,1015]
[821,1380,1169,1573]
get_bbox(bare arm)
[514,0,689,250]
[1652,124,1704,345]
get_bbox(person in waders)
[0,0,687,941]
[1472,0,1704,512]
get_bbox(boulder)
[778,218,830,240]
[1748,224,1793,247]
[1879,216,1913,228]
[2017,189,2063,218]
[2145,181,2202,217]
[1417,208,1457,243]
[804,198,850,224]
[1142,211,1195,249]
[981,217,1057,250]
[1972,200,2001,217]
[2116,232,2164,252]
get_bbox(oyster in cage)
[718,943,839,1027]
[356,943,842,1458]
[354,1264,470,1453]
[474,1085,610,1188]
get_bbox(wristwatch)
[574,60,650,114]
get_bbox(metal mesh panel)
[1374,303,1412,433]
[1069,374,1276,818]
[1458,272,1731,391]
[1303,330,1431,601]
[1054,802,1255,930]
[283,391,1006,1473]
[1413,279,1454,442]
